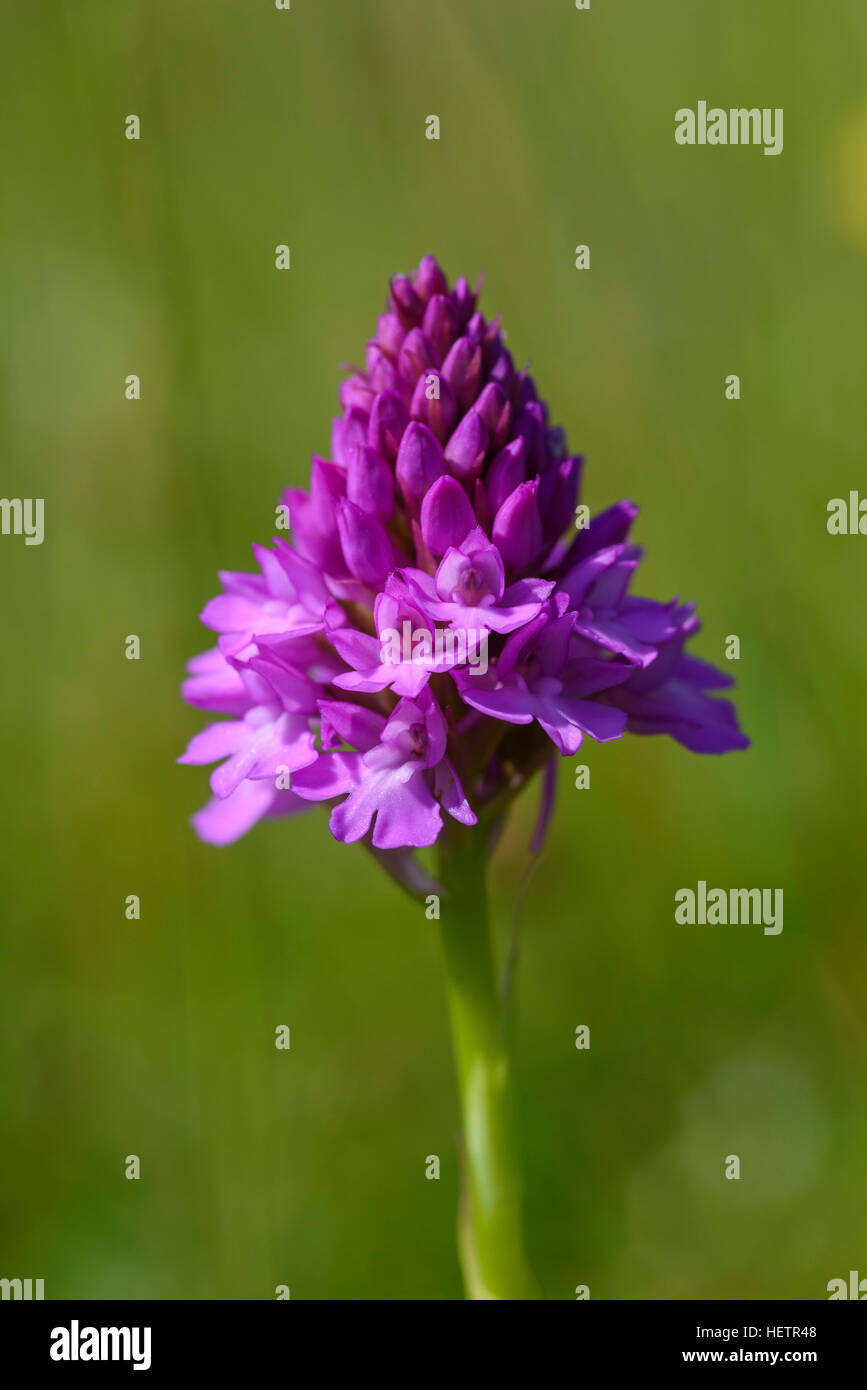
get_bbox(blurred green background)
[2,0,866,1300]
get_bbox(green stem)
[437,820,540,1300]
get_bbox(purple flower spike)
[181,255,748,851]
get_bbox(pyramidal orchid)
[180,256,748,1298]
